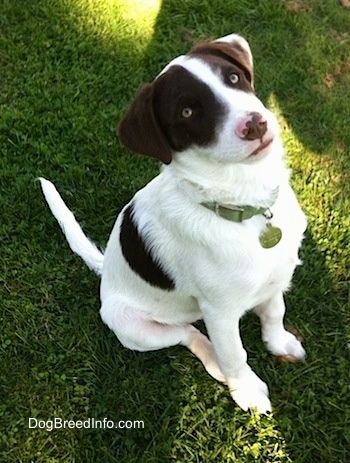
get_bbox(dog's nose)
[237,112,267,141]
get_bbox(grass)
[0,0,349,461]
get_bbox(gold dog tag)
[259,223,282,248]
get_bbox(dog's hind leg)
[100,298,226,383]
[187,329,226,383]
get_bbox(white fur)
[40,35,307,414]
[39,178,104,275]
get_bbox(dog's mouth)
[249,138,274,156]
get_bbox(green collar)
[201,202,268,222]
[200,187,279,223]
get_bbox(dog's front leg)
[254,291,306,361]
[202,307,271,414]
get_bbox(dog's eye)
[181,107,193,119]
[229,73,240,85]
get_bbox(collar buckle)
[202,201,268,223]
[215,203,245,221]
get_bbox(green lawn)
[1,0,349,461]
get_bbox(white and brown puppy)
[40,33,307,413]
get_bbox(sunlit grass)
[118,0,161,29]
[71,0,161,43]
[268,93,349,289]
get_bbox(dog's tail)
[39,178,104,276]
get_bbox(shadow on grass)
[2,0,348,462]
[267,232,349,461]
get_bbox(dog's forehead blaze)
[188,41,254,85]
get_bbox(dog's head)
[118,34,279,165]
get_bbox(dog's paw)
[227,368,271,414]
[266,328,306,362]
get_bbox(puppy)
[40,33,307,413]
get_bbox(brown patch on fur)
[120,203,176,290]
[190,40,254,89]
[118,66,226,163]
[118,83,173,164]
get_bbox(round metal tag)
[259,224,282,249]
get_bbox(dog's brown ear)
[192,34,254,89]
[118,83,172,164]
